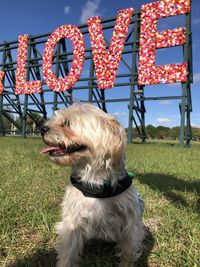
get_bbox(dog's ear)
[104,117,126,168]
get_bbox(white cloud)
[193,72,200,84]
[64,5,71,15]
[80,0,101,24]
[112,111,127,127]
[192,18,200,25]
[169,82,181,87]
[193,42,200,50]
[113,112,127,117]
[159,100,171,105]
[157,117,172,124]
[191,123,199,128]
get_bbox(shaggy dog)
[40,103,145,267]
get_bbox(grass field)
[0,137,199,267]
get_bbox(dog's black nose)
[40,125,50,136]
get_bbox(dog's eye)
[64,120,70,127]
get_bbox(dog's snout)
[41,125,50,136]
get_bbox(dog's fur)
[41,103,145,267]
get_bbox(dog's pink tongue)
[40,146,59,154]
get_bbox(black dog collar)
[70,172,133,198]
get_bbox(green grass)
[0,137,199,267]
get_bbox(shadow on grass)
[9,248,57,267]
[10,230,154,267]
[82,230,154,267]
[137,173,200,214]
[135,228,154,267]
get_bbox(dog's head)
[40,103,126,170]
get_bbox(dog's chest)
[62,186,136,241]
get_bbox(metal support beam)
[179,7,192,147]
[128,13,146,144]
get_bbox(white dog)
[40,103,145,267]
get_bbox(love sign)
[0,0,191,95]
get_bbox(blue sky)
[0,0,200,128]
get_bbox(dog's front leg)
[55,221,85,267]
[118,241,142,267]
[118,239,136,267]
[118,226,144,267]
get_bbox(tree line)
[2,115,200,140]
[1,113,45,135]
[129,125,200,141]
